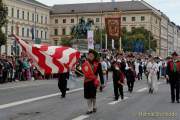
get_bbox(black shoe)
[99,86,103,92]
[93,108,97,113]
[86,111,93,114]
[66,88,70,91]
[61,95,65,98]
[149,89,151,93]
[171,100,175,103]
[114,97,119,101]
[176,100,180,103]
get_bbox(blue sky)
[38,0,180,25]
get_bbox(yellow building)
[50,1,161,54]
[2,0,51,55]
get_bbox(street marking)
[0,88,83,109]
[72,115,89,120]
[157,82,163,85]
[0,81,56,90]
[108,97,128,105]
[136,87,147,92]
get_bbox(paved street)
[0,75,179,120]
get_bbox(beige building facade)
[160,14,169,57]
[1,0,180,57]
[1,0,51,55]
[50,1,162,54]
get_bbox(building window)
[71,19,74,23]
[141,26,145,29]
[45,17,47,24]
[62,28,66,35]
[22,28,24,37]
[55,19,58,24]
[22,11,24,19]
[6,7,9,16]
[27,28,29,37]
[41,31,43,38]
[45,31,47,40]
[17,9,19,19]
[131,27,135,31]
[122,27,126,31]
[87,18,91,22]
[11,8,14,17]
[16,27,19,36]
[11,26,14,34]
[132,17,136,21]
[96,18,100,22]
[155,19,158,24]
[141,16,145,21]
[36,30,39,38]
[32,13,34,22]
[54,29,58,35]
[37,14,39,23]
[54,40,58,45]
[27,12,29,21]
[41,16,43,24]
[63,19,66,23]
[122,17,126,21]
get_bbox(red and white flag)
[13,35,80,75]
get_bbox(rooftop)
[20,0,51,9]
[51,1,153,14]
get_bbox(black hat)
[88,49,99,60]
[172,52,178,56]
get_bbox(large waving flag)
[13,34,80,75]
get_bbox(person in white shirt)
[101,58,108,86]
[146,57,159,93]
[135,60,140,80]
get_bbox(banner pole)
[105,34,107,49]
[119,37,122,51]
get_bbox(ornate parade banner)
[105,17,121,40]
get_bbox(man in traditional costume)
[166,52,180,103]
[82,49,104,114]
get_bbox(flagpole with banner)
[105,11,122,51]
[87,30,94,50]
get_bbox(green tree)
[60,38,72,47]
[0,0,8,53]
[122,27,156,52]
[94,27,106,45]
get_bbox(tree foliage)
[60,38,72,47]
[122,27,156,52]
[94,27,106,44]
[0,0,8,27]
[0,0,8,47]
[0,29,6,46]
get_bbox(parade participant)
[139,61,143,80]
[166,52,180,103]
[81,49,104,114]
[135,59,140,80]
[58,72,69,98]
[112,60,124,101]
[126,62,136,93]
[101,58,108,87]
[146,56,159,93]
